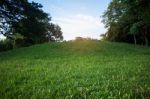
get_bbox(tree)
[102,0,150,46]
[10,1,52,44]
[129,23,140,45]
[48,23,63,41]
[0,0,28,36]
[102,0,126,42]
[0,0,63,48]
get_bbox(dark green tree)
[102,0,150,46]
[0,0,63,48]
[10,1,51,44]
[47,23,63,41]
[0,0,28,36]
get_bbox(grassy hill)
[0,41,150,98]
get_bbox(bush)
[15,38,35,48]
[0,39,13,52]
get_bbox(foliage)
[0,0,28,36]
[0,41,150,98]
[0,39,13,51]
[0,0,63,48]
[47,23,63,41]
[75,37,98,41]
[102,0,150,46]
[129,22,140,35]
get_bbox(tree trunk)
[144,31,149,46]
[145,36,148,46]
[133,35,137,45]
[12,39,16,49]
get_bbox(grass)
[0,41,150,98]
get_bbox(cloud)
[0,14,106,41]
[52,14,106,40]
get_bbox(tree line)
[102,0,150,46]
[0,0,63,51]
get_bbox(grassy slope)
[0,41,150,98]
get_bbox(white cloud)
[52,14,106,40]
[0,14,106,41]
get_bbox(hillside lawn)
[0,41,150,98]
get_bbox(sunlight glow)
[52,14,106,40]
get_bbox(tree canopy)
[102,0,150,46]
[0,0,63,48]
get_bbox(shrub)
[0,39,13,52]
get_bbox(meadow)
[0,41,150,98]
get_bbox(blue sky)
[31,0,111,40]
[0,0,111,40]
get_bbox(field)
[0,41,150,98]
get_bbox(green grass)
[0,41,150,98]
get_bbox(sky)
[31,0,111,40]
[0,0,111,40]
